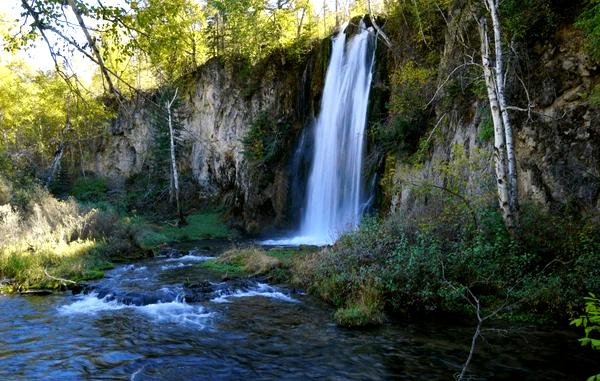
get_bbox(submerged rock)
[183,280,215,303]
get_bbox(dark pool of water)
[0,246,597,380]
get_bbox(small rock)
[158,248,181,258]
[20,289,53,296]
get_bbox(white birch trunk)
[486,0,518,213]
[166,88,185,225]
[479,18,514,229]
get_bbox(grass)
[197,246,317,282]
[334,303,385,328]
[0,180,135,292]
[216,247,282,275]
[127,211,237,251]
[1,234,117,292]
[265,248,304,264]
[199,259,245,277]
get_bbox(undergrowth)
[292,206,600,327]
[0,179,134,291]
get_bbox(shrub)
[292,198,600,326]
[571,293,600,380]
[576,0,600,62]
[0,176,12,205]
[478,110,494,142]
[0,184,131,291]
[242,112,291,167]
[388,61,435,121]
[71,176,108,201]
[500,0,556,41]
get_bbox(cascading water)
[265,21,376,246]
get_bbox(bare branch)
[367,0,392,48]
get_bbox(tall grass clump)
[0,179,133,291]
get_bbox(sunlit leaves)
[0,55,112,169]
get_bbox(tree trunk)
[297,7,306,39]
[479,18,515,230]
[486,0,518,215]
[367,0,392,48]
[166,88,185,226]
[67,0,119,98]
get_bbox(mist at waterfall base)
[263,22,376,246]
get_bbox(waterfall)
[264,21,376,246]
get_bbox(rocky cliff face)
[86,13,599,234]
[389,20,600,218]
[85,48,329,233]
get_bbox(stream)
[0,243,597,380]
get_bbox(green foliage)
[587,83,600,106]
[385,0,451,49]
[0,176,12,205]
[127,211,236,250]
[293,191,600,326]
[129,0,208,81]
[200,259,245,276]
[576,0,600,62]
[572,294,600,380]
[242,112,290,166]
[71,176,108,201]
[370,118,413,155]
[572,294,600,350]
[379,57,436,162]
[379,154,397,208]
[205,0,317,64]
[0,184,132,291]
[334,302,384,328]
[500,0,556,41]
[388,61,435,121]
[478,110,494,142]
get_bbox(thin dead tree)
[367,0,392,48]
[165,88,185,226]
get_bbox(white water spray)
[265,21,375,246]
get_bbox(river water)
[0,244,597,380]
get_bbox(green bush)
[71,176,108,201]
[500,0,556,41]
[571,294,600,380]
[0,184,132,291]
[293,201,600,326]
[576,0,600,62]
[478,110,494,142]
[242,112,291,166]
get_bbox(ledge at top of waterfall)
[264,21,376,247]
